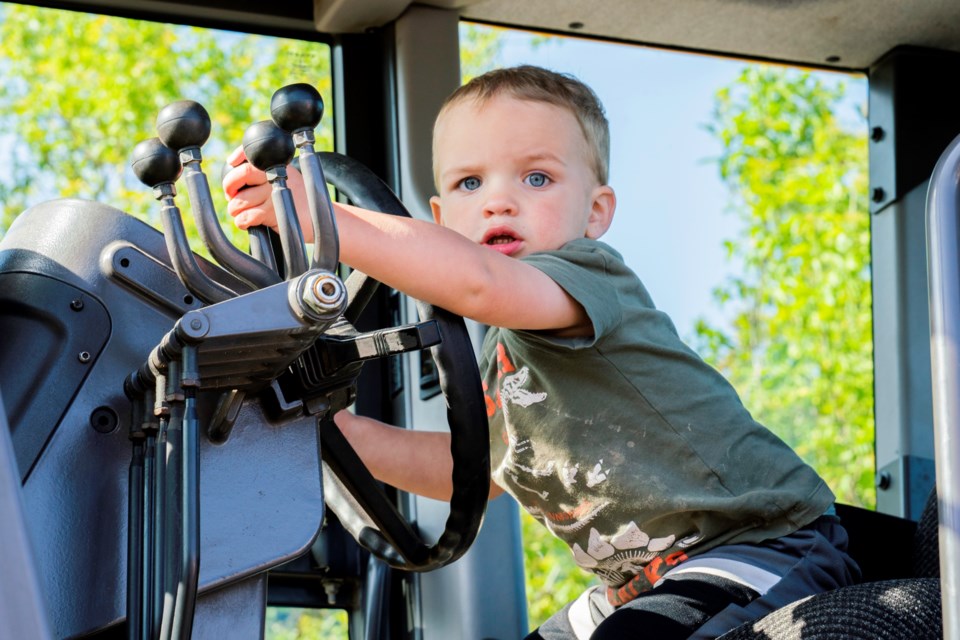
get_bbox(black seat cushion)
[912,489,940,579]
[717,578,941,640]
[720,487,942,639]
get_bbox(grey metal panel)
[192,573,269,639]
[871,182,936,518]
[393,3,460,222]
[0,391,53,640]
[392,7,530,638]
[415,495,529,639]
[20,354,324,639]
[866,47,960,518]
[450,0,960,70]
[2,200,324,637]
[868,48,960,215]
[51,0,960,71]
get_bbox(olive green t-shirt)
[479,238,835,590]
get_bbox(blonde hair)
[433,65,610,188]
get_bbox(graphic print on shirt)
[485,340,702,593]
[567,524,704,587]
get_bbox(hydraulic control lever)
[125,352,199,640]
[120,82,490,638]
[130,138,239,304]
[242,120,309,280]
[155,101,281,289]
[124,268,348,640]
[270,83,339,272]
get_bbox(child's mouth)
[482,229,522,256]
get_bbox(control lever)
[125,379,152,640]
[130,138,238,304]
[316,321,441,377]
[156,101,280,290]
[270,83,339,272]
[242,120,308,279]
[219,159,279,274]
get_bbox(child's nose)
[482,188,517,217]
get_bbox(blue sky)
[481,27,867,341]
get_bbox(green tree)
[698,67,875,508]
[265,607,347,639]
[520,510,598,627]
[0,4,332,250]
[460,23,504,82]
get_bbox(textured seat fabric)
[717,578,941,640]
[719,489,941,640]
[912,489,941,580]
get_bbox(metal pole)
[127,438,144,640]
[925,132,960,640]
[171,346,200,639]
[158,364,181,640]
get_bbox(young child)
[224,65,860,639]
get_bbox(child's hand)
[222,145,315,242]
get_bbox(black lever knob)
[241,120,307,278]
[131,138,182,187]
[132,137,236,302]
[156,100,212,151]
[270,83,324,133]
[242,120,295,171]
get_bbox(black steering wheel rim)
[317,151,490,571]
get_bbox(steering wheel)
[313,151,490,572]
[146,88,490,572]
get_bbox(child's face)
[430,95,614,259]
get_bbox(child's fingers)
[226,145,247,167]
[227,183,273,223]
[226,182,271,212]
[222,161,266,198]
[232,207,270,230]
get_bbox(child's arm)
[223,150,591,335]
[333,410,505,501]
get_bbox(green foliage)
[520,509,598,629]
[266,607,347,639]
[698,67,875,508]
[459,22,555,84]
[0,4,332,251]
[460,23,504,83]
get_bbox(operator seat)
[720,489,942,639]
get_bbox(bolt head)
[302,271,346,317]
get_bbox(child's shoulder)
[522,237,625,272]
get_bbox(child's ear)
[585,185,616,239]
[430,195,443,225]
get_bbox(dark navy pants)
[526,516,861,640]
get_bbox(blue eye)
[525,172,549,187]
[460,176,481,191]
